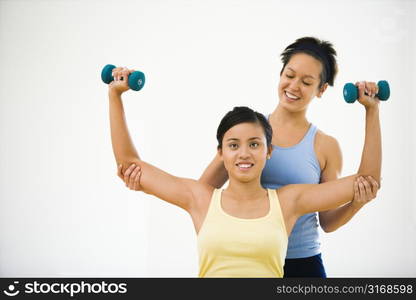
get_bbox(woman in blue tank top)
[196,37,379,277]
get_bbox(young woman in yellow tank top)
[107,67,381,277]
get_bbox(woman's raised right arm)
[109,88,140,166]
[108,67,211,211]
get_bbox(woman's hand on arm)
[286,175,357,218]
[318,134,379,232]
[352,175,379,210]
[318,175,379,232]
[117,160,212,212]
[118,163,143,191]
[119,151,230,191]
[116,154,228,192]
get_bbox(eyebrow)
[226,137,262,142]
[287,67,316,80]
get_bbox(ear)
[217,147,223,159]
[317,82,328,98]
[267,145,273,159]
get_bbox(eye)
[286,74,294,79]
[228,143,238,149]
[250,142,259,148]
[303,81,312,86]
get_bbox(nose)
[238,145,251,159]
[288,78,301,91]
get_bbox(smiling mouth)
[236,163,254,170]
[285,91,300,100]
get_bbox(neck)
[269,104,309,128]
[224,177,266,202]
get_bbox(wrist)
[350,201,363,213]
[108,89,123,99]
[365,105,379,114]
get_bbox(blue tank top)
[260,121,321,259]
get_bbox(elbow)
[117,158,143,177]
[356,173,382,190]
[118,157,141,168]
[319,215,340,233]
[320,222,337,233]
[322,226,336,233]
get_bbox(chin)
[234,173,257,183]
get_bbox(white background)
[0,0,415,277]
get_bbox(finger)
[368,82,376,98]
[364,81,371,96]
[365,81,373,97]
[121,68,130,81]
[117,164,123,179]
[131,165,141,180]
[112,67,122,81]
[363,81,369,96]
[365,81,374,98]
[361,177,373,201]
[115,67,126,81]
[124,164,136,185]
[129,166,140,187]
[358,179,366,198]
[131,166,142,187]
[357,81,365,99]
[134,170,142,190]
[128,167,137,189]
[367,176,379,196]
[354,179,360,200]
[118,67,126,81]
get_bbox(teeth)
[285,91,300,100]
[238,164,252,168]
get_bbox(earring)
[267,155,271,160]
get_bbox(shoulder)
[315,130,342,159]
[315,130,343,180]
[315,129,340,151]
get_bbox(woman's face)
[219,122,271,183]
[278,53,328,112]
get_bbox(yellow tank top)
[197,188,288,277]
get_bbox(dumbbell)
[343,80,390,103]
[101,64,145,91]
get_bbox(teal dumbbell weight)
[101,64,145,91]
[343,80,390,103]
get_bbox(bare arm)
[107,67,210,211]
[109,90,140,166]
[289,82,382,217]
[318,135,378,233]
[108,67,141,169]
[198,152,229,188]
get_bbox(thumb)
[118,164,123,176]
[356,81,365,99]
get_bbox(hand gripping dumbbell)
[101,64,145,91]
[343,80,390,103]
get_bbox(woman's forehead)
[223,122,265,139]
[286,53,322,75]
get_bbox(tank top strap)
[267,189,288,236]
[210,188,222,216]
[304,123,318,142]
